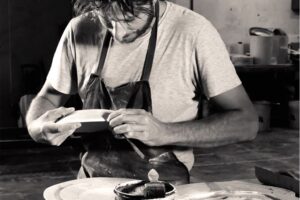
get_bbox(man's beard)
[116,13,155,43]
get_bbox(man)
[26,0,258,184]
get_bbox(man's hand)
[27,107,81,146]
[108,109,169,146]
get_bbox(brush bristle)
[144,182,166,198]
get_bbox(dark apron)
[79,2,189,185]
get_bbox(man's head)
[73,0,157,43]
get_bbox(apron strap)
[96,31,111,77]
[96,1,159,81]
[140,1,159,81]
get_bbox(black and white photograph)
[0,0,299,199]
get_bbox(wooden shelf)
[235,64,297,73]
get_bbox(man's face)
[99,2,155,43]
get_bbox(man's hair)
[72,0,155,18]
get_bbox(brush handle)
[125,137,146,160]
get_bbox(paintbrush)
[144,169,166,199]
[124,136,146,160]
[113,130,146,160]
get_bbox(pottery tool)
[255,166,299,197]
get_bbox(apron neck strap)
[140,1,159,81]
[96,31,111,76]
[96,1,160,81]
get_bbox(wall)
[0,0,13,126]
[0,0,72,127]
[10,0,72,101]
[193,0,299,49]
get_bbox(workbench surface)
[0,128,298,200]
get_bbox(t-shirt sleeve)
[195,19,241,98]
[46,20,78,95]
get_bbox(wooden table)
[0,128,299,199]
[43,177,298,200]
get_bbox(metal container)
[114,180,176,200]
[272,35,289,64]
[253,101,271,132]
[288,100,299,129]
[250,35,289,64]
[250,36,275,64]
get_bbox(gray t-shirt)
[47,2,241,170]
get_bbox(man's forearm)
[163,109,258,148]
[26,96,57,141]
[26,96,57,125]
[26,94,78,145]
